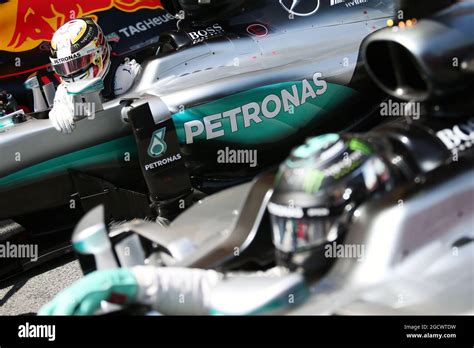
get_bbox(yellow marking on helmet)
[69,20,87,45]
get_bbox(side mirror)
[24,74,55,112]
[72,205,118,271]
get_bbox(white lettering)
[313,72,328,95]
[262,94,282,119]
[281,85,301,112]
[222,107,241,132]
[183,74,329,144]
[242,102,262,128]
[185,121,205,144]
[204,114,225,140]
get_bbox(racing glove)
[48,83,76,134]
[113,58,142,96]
[39,266,287,316]
[39,266,224,316]
[38,268,138,316]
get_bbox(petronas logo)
[148,128,167,158]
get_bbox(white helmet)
[50,18,110,83]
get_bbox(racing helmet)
[268,134,394,273]
[50,18,110,84]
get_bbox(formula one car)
[69,0,473,315]
[0,0,396,279]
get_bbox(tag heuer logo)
[148,128,167,158]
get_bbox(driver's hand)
[38,269,138,316]
[49,84,76,134]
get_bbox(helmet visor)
[270,215,337,253]
[51,53,94,78]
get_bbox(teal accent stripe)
[209,282,310,316]
[1,79,356,188]
[0,136,137,188]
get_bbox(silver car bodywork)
[0,1,394,179]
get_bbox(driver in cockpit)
[48,17,141,134]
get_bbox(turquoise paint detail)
[39,268,138,316]
[0,136,137,188]
[293,133,340,158]
[73,229,110,254]
[209,282,310,316]
[148,128,167,158]
[67,79,105,95]
[173,81,355,145]
[0,116,14,130]
[285,133,341,170]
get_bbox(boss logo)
[436,118,474,153]
[188,23,224,43]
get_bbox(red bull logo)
[0,0,163,52]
